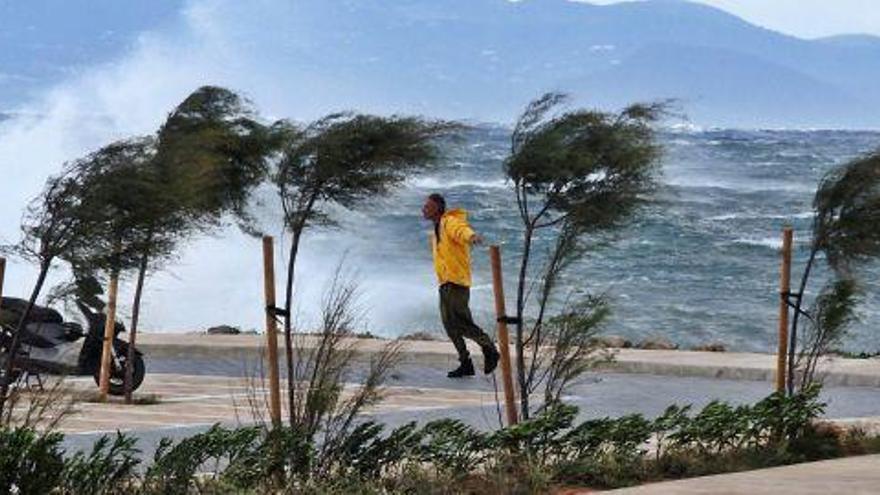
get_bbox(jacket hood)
[444,208,467,220]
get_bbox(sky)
[583,0,880,39]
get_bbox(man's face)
[422,197,441,221]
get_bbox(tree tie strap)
[780,291,813,321]
[266,305,289,325]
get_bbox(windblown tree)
[67,86,276,402]
[504,93,666,418]
[57,136,174,401]
[789,151,880,393]
[268,113,459,426]
[0,164,99,414]
[116,86,275,401]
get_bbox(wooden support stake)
[489,245,519,426]
[263,236,282,428]
[776,227,793,393]
[0,258,6,323]
[98,272,119,401]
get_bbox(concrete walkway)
[136,333,880,387]
[604,454,880,494]
[19,373,498,435]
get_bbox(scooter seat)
[19,326,55,349]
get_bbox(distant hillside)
[1,0,879,127]
[254,0,880,127]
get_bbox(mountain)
[1,0,879,128]
[243,0,880,127]
[817,34,880,48]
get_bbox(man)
[422,193,500,378]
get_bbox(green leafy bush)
[0,384,872,494]
[420,419,488,478]
[61,432,140,495]
[142,424,262,494]
[0,427,65,494]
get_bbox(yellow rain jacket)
[431,208,476,287]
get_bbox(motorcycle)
[0,297,145,395]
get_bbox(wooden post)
[489,245,519,426]
[0,258,6,323]
[776,227,793,393]
[98,271,119,401]
[263,236,282,428]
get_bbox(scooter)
[0,297,145,395]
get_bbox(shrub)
[419,419,488,479]
[0,383,866,493]
[60,432,140,495]
[0,427,65,494]
[142,424,262,494]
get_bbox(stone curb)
[136,334,880,388]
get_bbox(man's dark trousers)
[439,282,493,362]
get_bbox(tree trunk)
[0,260,50,416]
[788,247,818,396]
[125,249,149,404]
[283,227,303,426]
[515,225,534,419]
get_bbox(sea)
[288,126,880,353]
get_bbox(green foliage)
[270,113,458,232]
[490,403,578,460]
[264,113,457,445]
[419,419,487,478]
[505,93,667,418]
[543,296,614,405]
[790,150,880,393]
[2,167,97,267]
[339,421,423,480]
[61,137,167,277]
[61,432,141,495]
[0,427,65,494]
[797,279,860,389]
[142,424,262,494]
[330,421,387,478]
[506,94,665,234]
[155,86,275,228]
[813,151,880,273]
[669,401,751,454]
[0,385,870,493]
[60,85,276,289]
[813,279,859,343]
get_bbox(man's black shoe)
[482,344,500,374]
[447,359,475,378]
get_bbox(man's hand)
[471,233,484,246]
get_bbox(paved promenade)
[46,373,497,434]
[24,333,878,436]
[604,454,880,494]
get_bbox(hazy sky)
[585,0,880,39]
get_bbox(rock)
[636,337,678,350]
[207,325,241,335]
[591,335,632,348]
[399,331,439,341]
[691,342,727,352]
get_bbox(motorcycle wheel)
[92,351,145,396]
